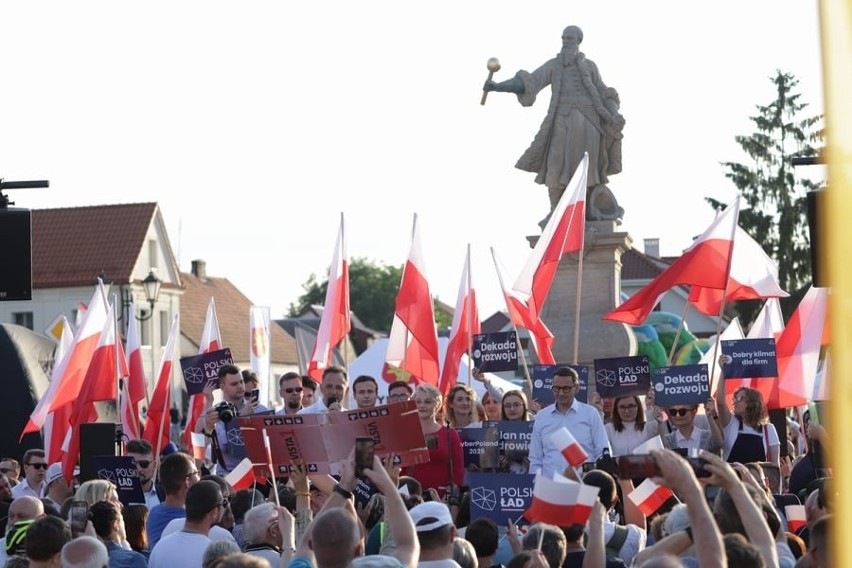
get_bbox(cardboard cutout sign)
[180,348,234,395]
[593,355,651,397]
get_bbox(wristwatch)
[332,484,353,500]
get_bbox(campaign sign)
[531,365,588,406]
[93,456,144,507]
[468,472,535,525]
[180,348,234,395]
[721,338,778,379]
[353,478,378,507]
[652,364,710,406]
[485,421,533,473]
[457,426,500,471]
[472,331,519,373]
[593,355,650,398]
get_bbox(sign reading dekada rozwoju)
[593,355,651,398]
[472,331,519,373]
[652,364,710,406]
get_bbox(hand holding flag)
[549,427,588,467]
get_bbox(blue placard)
[93,456,145,507]
[484,421,533,473]
[531,365,588,406]
[179,348,234,395]
[457,427,501,471]
[353,478,378,507]
[468,472,535,525]
[652,364,710,406]
[472,331,519,373]
[721,338,778,378]
[593,355,651,398]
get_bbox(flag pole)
[490,248,533,388]
[465,244,473,387]
[112,294,122,430]
[666,303,691,364]
[708,197,741,385]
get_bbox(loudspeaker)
[806,190,826,287]
[0,208,32,301]
[79,423,119,482]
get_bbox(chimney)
[644,238,660,258]
[191,259,207,281]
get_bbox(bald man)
[0,496,45,565]
[61,536,108,568]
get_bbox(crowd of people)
[3,360,832,567]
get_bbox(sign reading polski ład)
[468,472,535,525]
[473,331,519,373]
[532,365,588,406]
[593,355,650,398]
[653,364,710,406]
[180,348,234,395]
[721,338,778,379]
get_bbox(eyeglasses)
[283,387,303,394]
[551,385,577,393]
[134,460,153,469]
[220,498,229,508]
[388,393,410,401]
[668,408,692,417]
[733,395,746,403]
[617,404,638,410]
[503,403,523,409]
[186,470,200,479]
[26,463,47,470]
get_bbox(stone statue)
[484,25,625,223]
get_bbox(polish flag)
[513,153,588,322]
[812,350,830,402]
[632,436,664,455]
[785,504,807,533]
[491,248,556,364]
[702,318,745,398]
[144,314,179,456]
[386,215,440,385]
[524,474,600,526]
[41,317,73,462]
[628,478,675,517]
[120,379,141,441]
[688,226,788,315]
[765,286,829,409]
[190,432,208,461]
[124,301,147,437]
[549,427,588,467]
[605,197,740,325]
[309,214,351,382]
[183,299,221,448]
[22,281,108,437]
[439,246,481,395]
[225,457,257,490]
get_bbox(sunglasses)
[134,460,153,469]
[0,468,11,474]
[26,463,47,470]
[283,387,303,394]
[668,408,692,417]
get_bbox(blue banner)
[531,365,588,406]
[93,456,145,507]
[468,472,534,525]
[484,421,533,473]
[472,331,519,373]
[179,348,234,395]
[593,355,651,398]
[457,427,501,472]
[721,338,778,379]
[652,364,710,406]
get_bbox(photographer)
[197,365,269,476]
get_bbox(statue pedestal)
[534,221,637,366]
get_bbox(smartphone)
[355,437,375,478]
[617,455,662,479]
[249,388,260,402]
[686,456,712,478]
[70,500,89,533]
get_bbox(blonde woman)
[405,384,464,500]
[445,385,480,428]
[75,479,122,508]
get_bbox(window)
[148,239,158,270]
[140,317,151,346]
[160,311,169,346]
[13,312,33,330]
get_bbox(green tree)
[288,257,453,332]
[709,71,823,323]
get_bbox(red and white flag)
[386,215,440,385]
[632,436,664,455]
[120,380,141,441]
[41,317,73,463]
[250,305,271,404]
[143,314,179,456]
[812,350,830,402]
[189,432,208,461]
[785,504,807,533]
[549,427,588,467]
[309,214,351,382]
[491,248,556,365]
[524,474,600,526]
[605,197,740,325]
[439,246,481,395]
[183,299,221,448]
[22,281,108,438]
[124,300,147,438]
[628,478,675,517]
[688,226,788,315]
[225,457,257,490]
[513,154,588,322]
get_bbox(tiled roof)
[32,203,157,287]
[621,248,671,280]
[181,269,298,365]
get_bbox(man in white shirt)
[148,480,227,568]
[529,367,610,477]
[11,450,47,500]
[299,367,349,414]
[42,464,76,513]
[242,502,284,565]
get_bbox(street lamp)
[98,269,162,322]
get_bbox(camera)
[595,449,619,477]
[215,401,238,423]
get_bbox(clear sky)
[0,1,825,322]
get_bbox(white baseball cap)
[408,501,454,532]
